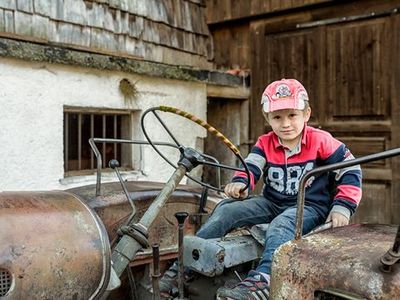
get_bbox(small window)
[64,109,131,175]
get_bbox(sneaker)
[216,273,270,300]
[158,264,194,298]
[159,269,179,298]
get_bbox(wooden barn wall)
[0,0,213,68]
[250,0,400,224]
[206,0,334,70]
[206,0,334,24]
[211,23,250,70]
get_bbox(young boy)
[160,78,362,300]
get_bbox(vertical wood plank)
[352,183,390,224]
[314,26,326,125]
[250,21,268,143]
[78,113,82,170]
[390,14,400,224]
[240,99,250,156]
[90,114,94,170]
[326,19,389,119]
[211,24,250,69]
[65,113,69,172]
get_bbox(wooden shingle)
[0,0,213,68]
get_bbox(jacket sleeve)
[231,137,267,191]
[321,140,362,217]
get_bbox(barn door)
[250,12,400,224]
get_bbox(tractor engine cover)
[0,191,111,299]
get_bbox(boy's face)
[267,108,311,147]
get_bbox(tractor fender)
[0,191,110,299]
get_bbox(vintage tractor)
[0,106,399,300]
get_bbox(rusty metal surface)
[271,224,400,300]
[0,191,110,299]
[69,181,222,260]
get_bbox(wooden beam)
[362,169,392,181]
[206,84,250,99]
[318,121,392,133]
[251,0,400,35]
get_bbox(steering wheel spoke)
[200,160,245,173]
[141,106,251,193]
[152,110,182,147]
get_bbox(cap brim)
[263,98,298,113]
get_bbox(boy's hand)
[224,182,248,199]
[325,211,349,228]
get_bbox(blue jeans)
[196,195,325,275]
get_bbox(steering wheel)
[141,106,251,193]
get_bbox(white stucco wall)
[0,57,207,191]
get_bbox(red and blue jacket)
[232,125,362,218]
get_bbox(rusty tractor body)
[271,224,400,299]
[0,191,110,299]
[0,183,222,299]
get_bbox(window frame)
[63,106,133,177]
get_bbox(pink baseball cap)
[261,78,309,113]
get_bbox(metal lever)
[380,225,400,273]
[109,159,136,216]
[151,244,161,300]
[198,186,208,214]
[175,212,189,300]
[189,186,209,229]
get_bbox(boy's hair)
[262,100,310,121]
[261,78,309,113]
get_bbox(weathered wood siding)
[207,0,335,70]
[206,0,334,24]
[0,0,213,68]
[211,23,250,70]
[206,0,334,70]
